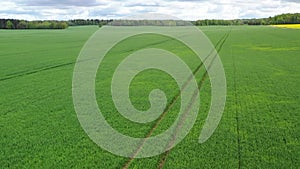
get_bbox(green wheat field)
[0,25,299,168]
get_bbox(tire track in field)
[157,30,231,169]
[121,31,230,169]
[109,34,190,57]
[232,51,241,169]
[0,35,186,83]
[0,62,76,82]
[0,58,100,82]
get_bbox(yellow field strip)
[272,24,300,29]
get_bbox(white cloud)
[0,0,299,20]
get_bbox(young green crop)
[0,25,299,168]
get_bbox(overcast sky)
[0,0,299,20]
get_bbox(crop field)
[0,25,299,168]
[272,24,300,29]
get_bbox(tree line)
[67,19,113,27]
[0,19,68,29]
[109,13,300,26]
[193,13,300,26]
[108,20,192,26]
[0,19,113,29]
[1,13,299,29]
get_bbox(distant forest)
[194,13,300,26]
[0,19,112,29]
[0,20,69,29]
[0,13,299,29]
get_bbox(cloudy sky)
[0,0,299,20]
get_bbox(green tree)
[17,20,27,29]
[6,20,14,29]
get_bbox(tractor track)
[121,30,231,169]
[0,61,76,82]
[157,30,231,169]
[232,50,241,169]
[0,34,186,83]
